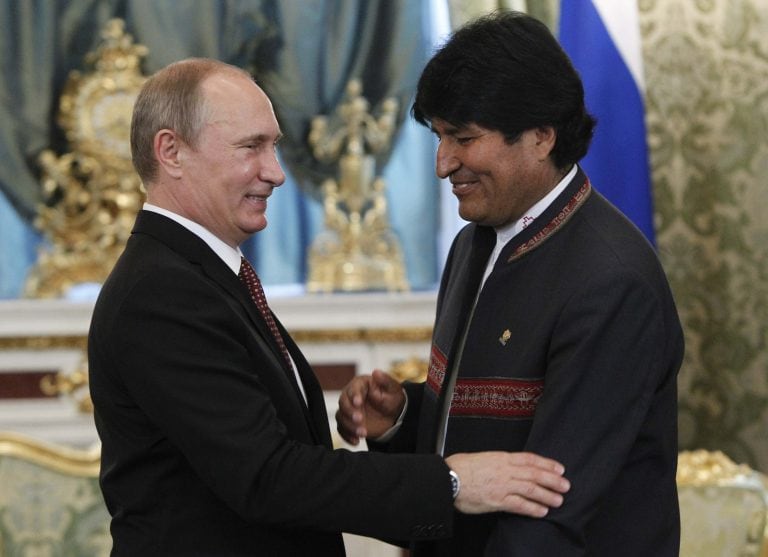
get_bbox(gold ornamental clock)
[25,18,148,298]
[67,77,139,162]
[57,18,148,168]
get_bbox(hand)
[445,452,570,517]
[336,369,406,445]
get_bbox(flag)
[559,0,655,244]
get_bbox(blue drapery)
[0,1,444,298]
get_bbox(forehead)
[430,118,488,136]
[201,73,281,137]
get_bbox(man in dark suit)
[337,11,684,556]
[88,57,571,556]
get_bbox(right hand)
[445,451,570,517]
[336,369,405,445]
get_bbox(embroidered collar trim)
[507,179,592,263]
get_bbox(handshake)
[336,369,570,517]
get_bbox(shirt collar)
[494,164,578,245]
[143,203,243,275]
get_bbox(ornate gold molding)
[0,327,433,351]
[0,335,88,351]
[291,327,432,344]
[0,431,100,476]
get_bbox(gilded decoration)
[24,19,147,298]
[678,449,758,486]
[40,360,93,414]
[389,356,429,383]
[0,328,432,351]
[677,450,768,556]
[639,0,768,471]
[306,80,409,293]
[0,431,100,477]
[0,432,110,556]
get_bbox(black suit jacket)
[88,211,453,556]
[381,169,684,556]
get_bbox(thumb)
[371,369,399,394]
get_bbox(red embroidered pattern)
[450,378,543,418]
[509,180,591,262]
[426,344,447,395]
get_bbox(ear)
[154,129,183,179]
[533,126,557,160]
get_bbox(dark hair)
[412,11,595,169]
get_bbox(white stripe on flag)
[591,0,645,91]
[559,0,656,244]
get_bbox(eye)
[456,136,474,145]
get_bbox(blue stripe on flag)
[559,0,655,244]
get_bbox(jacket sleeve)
[483,267,680,555]
[96,265,455,542]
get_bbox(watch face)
[449,470,460,498]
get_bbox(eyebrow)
[430,123,463,136]
[239,131,284,145]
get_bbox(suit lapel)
[131,211,326,445]
[278,320,333,447]
[203,259,322,439]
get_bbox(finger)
[369,370,405,414]
[371,368,391,385]
[509,451,566,475]
[335,408,367,444]
[346,376,372,407]
[510,480,566,508]
[371,368,401,394]
[334,407,366,442]
[497,477,570,517]
[337,388,360,416]
[336,389,370,441]
[335,417,360,445]
[499,494,551,518]
[507,462,571,494]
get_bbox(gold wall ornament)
[39,361,93,414]
[24,18,148,298]
[306,79,409,293]
[389,356,429,384]
[677,449,757,487]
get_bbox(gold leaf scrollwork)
[306,79,409,293]
[25,19,148,298]
[40,358,93,414]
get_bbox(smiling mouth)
[451,181,477,194]
[245,193,269,202]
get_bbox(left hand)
[335,369,406,445]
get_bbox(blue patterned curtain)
[0,0,443,297]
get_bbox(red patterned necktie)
[238,257,293,372]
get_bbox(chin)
[458,208,482,224]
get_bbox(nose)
[435,141,459,179]
[261,151,286,187]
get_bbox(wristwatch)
[449,469,461,500]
